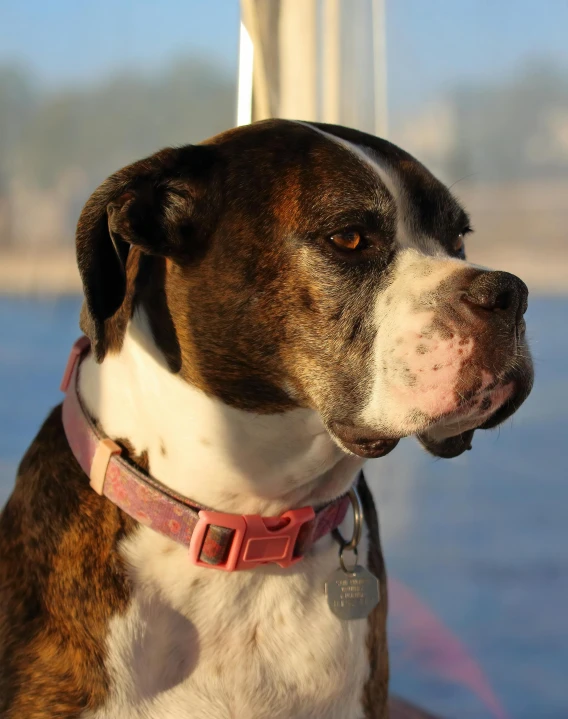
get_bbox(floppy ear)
[76,145,217,361]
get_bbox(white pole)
[372,0,388,138]
[279,0,318,120]
[236,21,254,126]
[322,0,341,124]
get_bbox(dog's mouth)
[330,367,533,460]
[417,372,534,458]
[328,421,400,458]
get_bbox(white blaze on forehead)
[303,123,446,255]
[342,145,415,251]
[353,147,455,256]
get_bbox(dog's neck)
[78,311,364,516]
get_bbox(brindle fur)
[0,407,136,718]
[1,119,531,718]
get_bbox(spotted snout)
[400,269,528,422]
[357,255,533,458]
[414,269,532,453]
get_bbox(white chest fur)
[85,528,370,719]
[79,313,370,719]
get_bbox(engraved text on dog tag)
[325,565,380,620]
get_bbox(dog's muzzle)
[417,269,533,458]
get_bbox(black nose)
[464,271,528,323]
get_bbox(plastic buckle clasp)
[188,506,316,572]
[61,336,91,392]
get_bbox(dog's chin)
[328,421,400,458]
[416,428,475,459]
[417,374,533,458]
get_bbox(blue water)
[0,296,566,718]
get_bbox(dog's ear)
[76,145,217,361]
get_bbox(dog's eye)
[453,230,470,256]
[329,230,364,251]
[452,225,471,256]
[453,234,465,253]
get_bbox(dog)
[0,119,533,719]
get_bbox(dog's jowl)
[0,120,533,719]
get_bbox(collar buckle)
[188,506,316,572]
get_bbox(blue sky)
[1,0,568,112]
[388,0,568,110]
[0,0,241,85]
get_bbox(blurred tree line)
[1,56,568,249]
[3,58,568,190]
[0,55,235,190]
[446,62,568,182]
[0,56,235,248]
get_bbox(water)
[0,296,566,718]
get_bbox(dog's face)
[77,120,533,459]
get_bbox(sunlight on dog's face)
[356,249,531,458]
[78,120,533,460]
[213,122,533,459]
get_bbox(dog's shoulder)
[0,405,135,717]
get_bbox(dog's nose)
[463,270,528,323]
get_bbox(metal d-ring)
[339,545,359,573]
[333,484,364,573]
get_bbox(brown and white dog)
[0,120,533,719]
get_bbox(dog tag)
[325,565,380,621]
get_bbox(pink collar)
[60,337,350,571]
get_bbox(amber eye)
[329,230,363,251]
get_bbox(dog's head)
[76,120,533,459]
